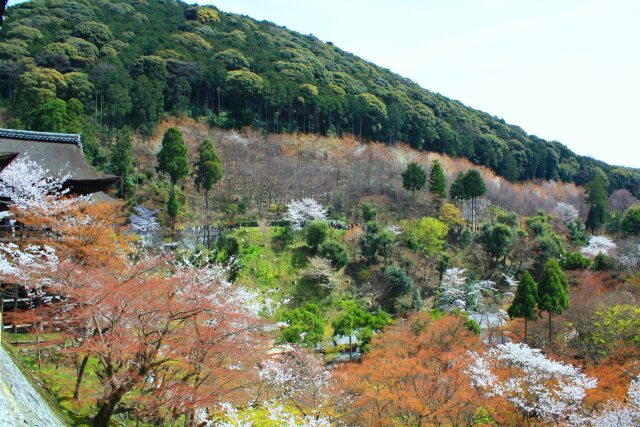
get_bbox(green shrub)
[561,252,592,270]
[318,240,349,269]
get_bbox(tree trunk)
[35,323,41,369]
[92,388,127,427]
[548,311,553,344]
[524,317,528,344]
[74,354,90,400]
[12,284,18,334]
[170,182,176,235]
[205,189,210,249]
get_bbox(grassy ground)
[1,340,69,425]
[231,227,310,301]
[229,226,347,306]
[4,335,158,426]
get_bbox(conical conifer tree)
[194,139,223,248]
[537,258,569,343]
[157,127,189,232]
[402,161,427,203]
[429,159,446,198]
[507,271,538,343]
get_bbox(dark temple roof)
[0,129,82,144]
[0,152,19,171]
[0,128,117,194]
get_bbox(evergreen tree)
[319,240,350,269]
[167,192,180,226]
[305,221,329,254]
[194,139,223,248]
[537,258,569,343]
[462,169,486,232]
[109,127,134,196]
[332,301,392,360]
[157,127,188,231]
[279,303,324,346]
[31,99,69,132]
[586,175,608,232]
[402,161,427,202]
[507,271,538,343]
[479,222,514,266]
[449,172,468,202]
[361,202,377,222]
[622,206,640,235]
[429,159,446,198]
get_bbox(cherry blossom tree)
[554,202,579,224]
[581,236,617,257]
[467,342,597,424]
[285,198,326,229]
[617,239,640,275]
[257,346,343,423]
[437,268,496,312]
[0,156,77,215]
[0,243,58,278]
[586,375,640,427]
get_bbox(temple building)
[0,128,117,194]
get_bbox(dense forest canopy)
[0,0,638,196]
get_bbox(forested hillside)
[0,0,638,195]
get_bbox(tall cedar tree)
[462,170,486,232]
[194,139,223,248]
[109,127,134,196]
[586,175,608,232]
[402,161,427,202]
[157,127,189,230]
[429,159,447,198]
[449,172,468,201]
[507,271,538,343]
[537,258,569,343]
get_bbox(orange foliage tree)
[339,313,487,426]
[39,256,270,426]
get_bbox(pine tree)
[537,258,569,343]
[429,159,446,198]
[194,139,222,248]
[157,127,189,231]
[507,271,538,343]
[402,161,427,202]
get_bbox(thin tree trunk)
[12,284,18,334]
[548,312,553,343]
[35,323,41,369]
[205,189,210,249]
[74,354,90,400]
[524,317,528,344]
